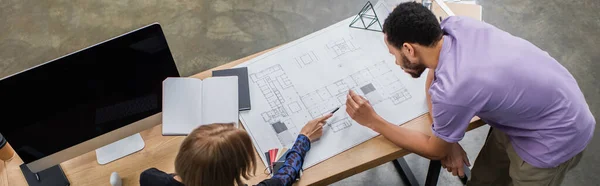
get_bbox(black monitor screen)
[0,24,180,163]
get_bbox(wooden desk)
[2,56,485,186]
[1,2,483,186]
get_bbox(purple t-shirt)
[430,16,595,168]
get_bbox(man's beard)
[402,55,426,78]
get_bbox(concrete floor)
[1,0,598,185]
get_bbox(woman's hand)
[300,114,333,142]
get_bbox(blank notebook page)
[162,78,203,135]
[201,76,239,127]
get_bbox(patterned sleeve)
[271,134,311,186]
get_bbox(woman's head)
[175,123,256,186]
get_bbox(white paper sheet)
[201,76,239,127]
[236,16,429,169]
[162,78,204,135]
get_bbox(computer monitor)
[0,23,179,185]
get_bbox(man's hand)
[441,143,470,177]
[345,90,383,130]
[300,114,333,142]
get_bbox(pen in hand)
[323,107,341,128]
[330,107,340,114]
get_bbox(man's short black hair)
[383,2,443,48]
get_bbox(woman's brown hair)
[175,123,256,186]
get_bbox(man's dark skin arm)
[425,70,470,176]
[345,78,451,160]
[363,111,451,160]
[346,70,469,176]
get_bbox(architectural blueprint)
[236,16,429,169]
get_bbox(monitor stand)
[95,133,145,165]
[20,164,70,186]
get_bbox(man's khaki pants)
[468,128,583,186]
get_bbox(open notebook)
[162,76,239,135]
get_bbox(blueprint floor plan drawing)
[236,16,429,169]
[326,36,360,59]
[294,51,319,68]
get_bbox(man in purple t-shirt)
[345,2,595,185]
